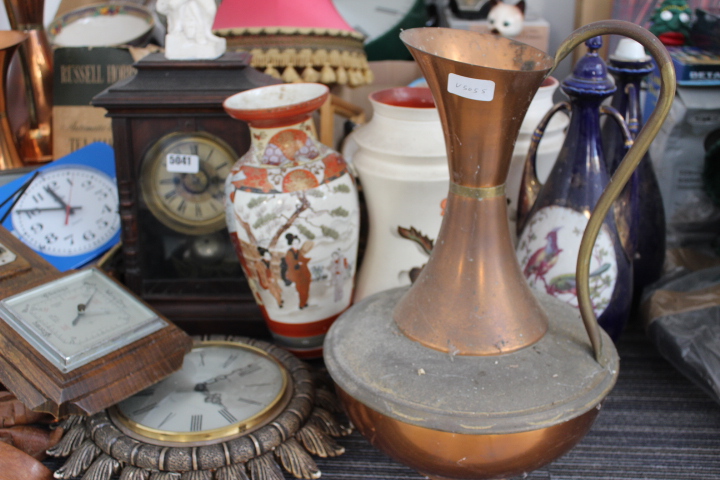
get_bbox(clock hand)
[71,290,97,326]
[71,310,115,317]
[64,174,74,225]
[193,383,227,408]
[195,364,261,390]
[14,206,84,213]
[0,171,39,223]
[43,186,82,216]
[44,185,69,208]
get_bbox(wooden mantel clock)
[0,225,192,418]
[92,52,280,334]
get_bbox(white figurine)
[156,0,226,60]
[487,0,525,38]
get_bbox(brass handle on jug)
[551,20,676,364]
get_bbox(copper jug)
[4,0,53,164]
[324,21,674,480]
[0,31,28,170]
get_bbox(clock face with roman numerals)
[112,341,289,445]
[141,132,236,235]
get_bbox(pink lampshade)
[213,0,355,32]
[212,0,372,86]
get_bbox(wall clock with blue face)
[0,142,121,271]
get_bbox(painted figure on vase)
[397,197,446,283]
[282,233,313,309]
[517,209,618,326]
[523,227,563,289]
[328,249,350,302]
[253,246,283,308]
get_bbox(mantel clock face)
[141,131,235,236]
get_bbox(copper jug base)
[324,287,618,480]
[339,388,599,480]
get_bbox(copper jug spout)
[394,28,555,355]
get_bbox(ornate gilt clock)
[92,52,280,334]
[48,336,350,480]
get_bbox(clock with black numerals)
[11,165,119,255]
[140,131,235,236]
[0,142,121,272]
[92,52,280,333]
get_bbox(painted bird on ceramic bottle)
[523,227,562,289]
[545,263,611,297]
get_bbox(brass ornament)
[48,336,350,480]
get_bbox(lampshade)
[212,0,373,86]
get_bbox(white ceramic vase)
[345,87,449,301]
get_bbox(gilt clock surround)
[92,52,280,333]
[48,335,350,480]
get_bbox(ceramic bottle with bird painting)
[223,83,360,358]
[516,37,633,340]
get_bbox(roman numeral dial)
[112,341,289,443]
[141,132,236,236]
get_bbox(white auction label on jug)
[447,73,495,101]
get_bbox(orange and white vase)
[223,83,360,358]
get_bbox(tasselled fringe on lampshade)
[212,0,374,86]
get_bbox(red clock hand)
[64,176,73,225]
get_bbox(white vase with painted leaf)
[344,87,449,301]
